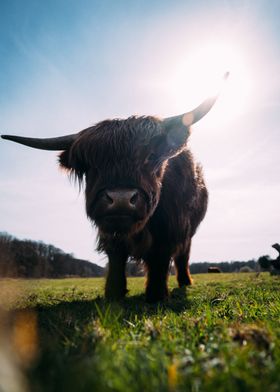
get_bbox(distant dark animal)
[1,74,228,302]
[208,266,221,273]
[271,243,280,270]
[272,243,280,255]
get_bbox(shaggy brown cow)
[208,266,222,273]
[1,75,227,302]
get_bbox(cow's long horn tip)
[224,71,230,80]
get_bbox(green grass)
[1,273,280,391]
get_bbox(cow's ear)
[59,149,72,170]
[148,124,191,163]
[59,148,87,181]
[161,119,191,157]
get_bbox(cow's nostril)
[130,191,139,206]
[104,192,114,205]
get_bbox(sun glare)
[167,42,254,124]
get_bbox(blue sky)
[1,0,280,265]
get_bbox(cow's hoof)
[177,275,193,287]
[145,289,169,303]
[105,288,128,301]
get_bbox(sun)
[165,41,254,124]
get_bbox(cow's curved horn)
[1,133,78,151]
[163,72,229,128]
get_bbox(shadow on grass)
[12,289,192,391]
[33,287,192,338]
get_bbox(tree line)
[126,259,259,276]
[1,232,275,279]
[189,259,258,274]
[0,232,104,278]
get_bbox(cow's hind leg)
[174,242,193,287]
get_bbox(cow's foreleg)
[145,254,170,302]
[105,251,128,300]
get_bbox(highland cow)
[208,267,222,273]
[1,75,227,302]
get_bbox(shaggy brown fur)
[59,116,208,302]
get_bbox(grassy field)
[1,273,280,392]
